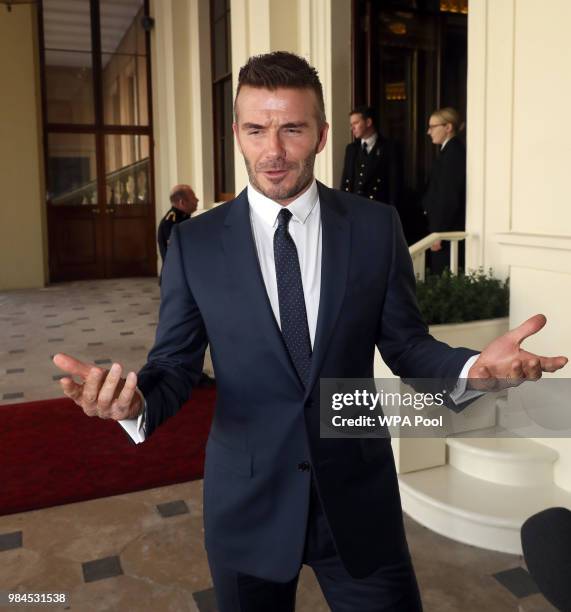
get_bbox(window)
[41,0,153,206]
[210,0,234,201]
[39,0,157,281]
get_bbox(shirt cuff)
[449,354,485,405]
[118,388,147,444]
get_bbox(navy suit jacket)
[137,183,476,582]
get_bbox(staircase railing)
[409,231,467,281]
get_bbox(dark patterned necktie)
[273,208,312,387]
[362,141,368,155]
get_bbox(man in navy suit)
[54,52,567,611]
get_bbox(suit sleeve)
[137,224,208,437]
[157,217,170,262]
[376,207,476,381]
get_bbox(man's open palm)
[52,353,142,420]
[468,314,568,390]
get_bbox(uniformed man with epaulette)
[157,184,214,386]
[340,106,400,208]
[157,184,199,264]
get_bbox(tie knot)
[277,208,293,227]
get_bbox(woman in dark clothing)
[422,107,466,275]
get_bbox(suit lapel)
[306,183,351,397]
[222,190,304,392]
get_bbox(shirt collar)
[362,132,378,151]
[248,179,319,228]
[441,136,452,151]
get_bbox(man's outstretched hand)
[468,314,568,391]
[53,353,142,420]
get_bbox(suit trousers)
[207,479,423,612]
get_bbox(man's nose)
[266,131,286,157]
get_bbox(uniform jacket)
[340,135,400,207]
[137,183,476,582]
[157,206,191,262]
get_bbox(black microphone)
[521,507,571,611]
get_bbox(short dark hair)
[350,105,376,126]
[235,51,326,125]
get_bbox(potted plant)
[373,268,510,473]
[415,268,510,350]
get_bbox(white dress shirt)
[441,137,452,151]
[248,180,321,346]
[361,133,378,155]
[119,179,479,443]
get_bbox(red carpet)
[0,389,215,516]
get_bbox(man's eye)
[286,128,302,134]
[248,130,261,135]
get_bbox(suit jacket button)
[297,461,310,472]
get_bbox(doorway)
[39,0,156,281]
[352,0,468,243]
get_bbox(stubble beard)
[245,151,316,203]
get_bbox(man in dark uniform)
[340,106,400,207]
[157,184,214,387]
[157,184,199,263]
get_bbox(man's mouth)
[262,169,289,180]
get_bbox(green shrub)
[416,268,509,325]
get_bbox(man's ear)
[366,117,373,129]
[232,122,243,154]
[316,123,329,154]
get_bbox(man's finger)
[82,367,106,410]
[60,377,96,416]
[468,365,498,391]
[59,377,83,401]
[97,363,124,414]
[510,359,525,380]
[523,358,542,382]
[53,353,93,381]
[539,355,569,373]
[510,314,547,346]
[111,372,139,420]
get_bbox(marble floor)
[0,279,556,611]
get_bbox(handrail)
[409,231,467,281]
[50,157,150,206]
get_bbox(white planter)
[375,317,510,474]
[430,317,510,438]
[429,317,509,352]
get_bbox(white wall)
[467,0,571,490]
[149,0,214,219]
[230,0,351,193]
[0,6,46,289]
